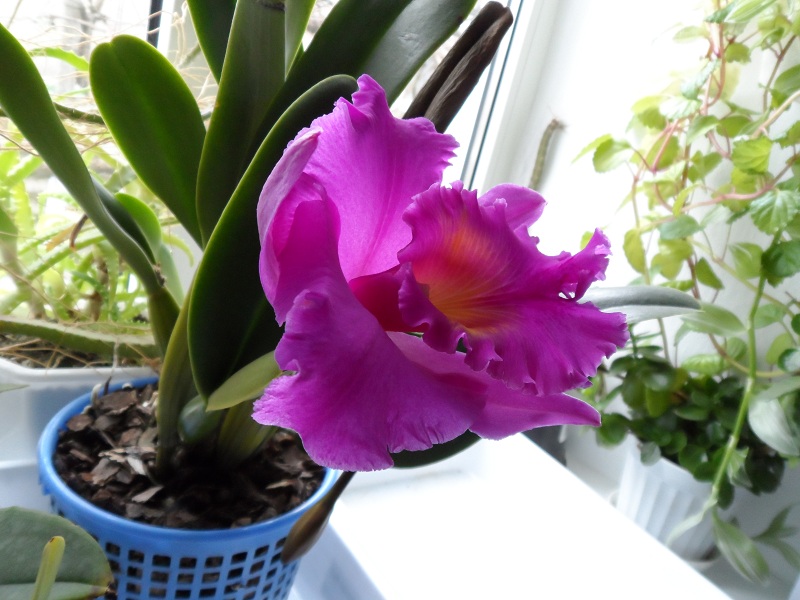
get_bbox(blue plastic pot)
[38,378,336,600]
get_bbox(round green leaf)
[0,507,112,600]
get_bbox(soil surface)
[52,382,325,529]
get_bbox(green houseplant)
[583,0,800,582]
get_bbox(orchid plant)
[252,75,630,470]
[0,0,696,525]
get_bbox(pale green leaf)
[658,215,702,240]
[592,138,631,172]
[749,381,800,455]
[749,189,800,234]
[767,333,795,364]
[694,257,724,289]
[730,242,763,279]
[680,302,746,336]
[731,137,772,174]
[681,353,726,375]
[713,512,769,584]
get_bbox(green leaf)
[646,388,672,417]
[724,41,751,63]
[623,229,646,274]
[0,23,162,295]
[792,313,800,335]
[713,512,769,584]
[674,403,711,420]
[686,115,719,143]
[750,189,800,234]
[658,215,702,240]
[694,257,724,289]
[592,138,632,172]
[717,114,752,137]
[640,442,661,465]
[652,239,693,279]
[177,395,223,444]
[678,444,705,472]
[749,379,800,455]
[576,133,611,162]
[0,507,112,600]
[674,25,709,42]
[285,0,316,72]
[762,240,800,285]
[360,0,478,103]
[189,75,359,398]
[767,332,795,365]
[778,121,800,147]
[0,315,158,361]
[754,303,785,328]
[31,535,64,600]
[680,353,726,375]
[582,285,700,323]
[195,0,286,242]
[596,413,629,446]
[680,302,746,337]
[711,0,777,24]
[779,348,800,373]
[28,46,90,71]
[730,242,763,279]
[207,351,281,411]
[90,35,205,246]
[731,137,772,174]
[772,63,800,107]
[185,0,236,81]
[681,60,718,100]
[687,151,722,181]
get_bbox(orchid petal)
[301,75,457,280]
[478,183,545,235]
[254,196,484,471]
[398,183,628,393]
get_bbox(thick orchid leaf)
[582,286,700,323]
[195,0,286,242]
[0,316,158,361]
[185,0,236,82]
[0,24,162,294]
[0,507,112,600]
[189,75,358,399]
[90,35,204,245]
[360,0,478,102]
[156,286,197,473]
[207,351,281,411]
[114,193,184,303]
[255,0,411,149]
[285,0,315,72]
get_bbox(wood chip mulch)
[52,383,325,530]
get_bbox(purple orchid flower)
[254,75,628,471]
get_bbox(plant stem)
[709,268,768,502]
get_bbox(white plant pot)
[0,357,154,465]
[616,444,715,561]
